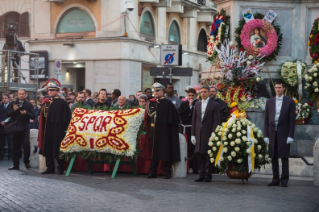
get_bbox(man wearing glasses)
[145,82,180,179]
[210,86,230,124]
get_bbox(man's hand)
[189,99,193,107]
[0,121,5,126]
[191,136,196,145]
[287,137,294,144]
[264,137,269,144]
[13,104,19,111]
[20,110,27,115]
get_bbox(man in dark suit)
[210,86,230,124]
[7,89,35,170]
[264,81,295,187]
[113,96,127,110]
[191,86,220,182]
[0,94,12,160]
[178,88,198,173]
[83,89,96,107]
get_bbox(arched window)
[168,21,181,44]
[140,11,155,41]
[197,29,207,52]
[57,8,95,37]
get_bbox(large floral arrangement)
[208,115,269,173]
[60,107,144,161]
[308,18,319,64]
[280,60,307,87]
[207,9,230,63]
[304,63,319,101]
[235,12,282,62]
[294,99,313,123]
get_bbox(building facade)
[0,0,216,96]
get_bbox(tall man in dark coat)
[191,86,220,182]
[264,81,295,187]
[38,83,71,175]
[145,82,180,179]
[210,86,230,124]
[7,89,35,170]
[178,88,199,173]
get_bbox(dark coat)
[264,96,296,159]
[191,99,220,154]
[29,106,40,129]
[213,98,230,124]
[145,98,180,162]
[85,98,96,107]
[0,103,9,133]
[70,102,91,112]
[95,100,111,109]
[178,99,198,125]
[40,98,71,159]
[7,100,35,130]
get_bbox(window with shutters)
[197,29,207,52]
[140,11,155,42]
[0,12,29,38]
[168,21,181,44]
[56,8,95,38]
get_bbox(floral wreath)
[235,12,282,62]
[308,18,319,64]
[280,59,307,87]
[207,9,230,63]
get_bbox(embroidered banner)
[60,108,144,157]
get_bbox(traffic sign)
[150,67,170,76]
[55,60,62,75]
[172,68,193,76]
[160,44,182,66]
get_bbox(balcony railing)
[197,0,206,6]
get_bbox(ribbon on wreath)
[247,124,255,173]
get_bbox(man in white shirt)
[191,86,220,182]
[264,81,296,187]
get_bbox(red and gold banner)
[60,108,144,157]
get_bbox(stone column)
[29,129,39,168]
[172,133,187,178]
[314,139,319,186]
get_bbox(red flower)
[308,102,314,107]
[315,53,319,58]
[240,48,244,52]
[221,17,225,20]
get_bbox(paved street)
[0,160,318,212]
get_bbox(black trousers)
[184,127,198,171]
[198,153,214,179]
[12,130,30,167]
[272,132,289,183]
[0,133,12,159]
[149,160,172,176]
[45,157,65,171]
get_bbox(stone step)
[290,140,316,157]
[255,157,313,177]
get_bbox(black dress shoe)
[281,182,288,187]
[147,173,157,178]
[194,177,204,182]
[163,176,171,179]
[8,157,12,160]
[8,166,19,170]
[25,164,31,169]
[57,168,64,175]
[41,170,55,175]
[203,178,212,182]
[267,182,280,186]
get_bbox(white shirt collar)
[202,98,209,103]
[276,95,284,100]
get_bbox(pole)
[169,66,172,83]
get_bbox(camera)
[5,25,18,50]
[126,1,134,12]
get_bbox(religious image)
[250,28,268,48]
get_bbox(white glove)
[264,137,269,144]
[191,136,196,145]
[287,137,294,144]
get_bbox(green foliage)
[235,12,283,62]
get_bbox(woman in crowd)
[138,94,147,108]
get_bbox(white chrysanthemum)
[235,147,240,152]
[246,149,251,154]
[213,147,217,151]
[217,141,221,146]
[246,141,251,146]
[231,151,236,157]
[218,132,222,136]
[254,139,258,144]
[237,159,242,163]
[223,147,228,153]
[208,150,212,154]
[209,153,213,157]
[208,141,213,146]
[242,130,247,135]
[222,136,227,140]
[210,158,215,163]
[230,141,235,146]
[258,154,263,159]
[224,142,228,146]
[232,128,236,133]
[242,136,247,141]
[228,134,233,139]
[235,138,241,144]
[237,132,242,137]
[220,157,224,162]
[227,156,232,161]
[215,137,219,141]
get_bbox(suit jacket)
[6,100,35,130]
[178,99,198,125]
[0,103,9,133]
[264,96,296,158]
[191,98,220,154]
[213,98,230,124]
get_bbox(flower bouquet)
[208,113,269,181]
[304,63,319,110]
[294,99,313,124]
